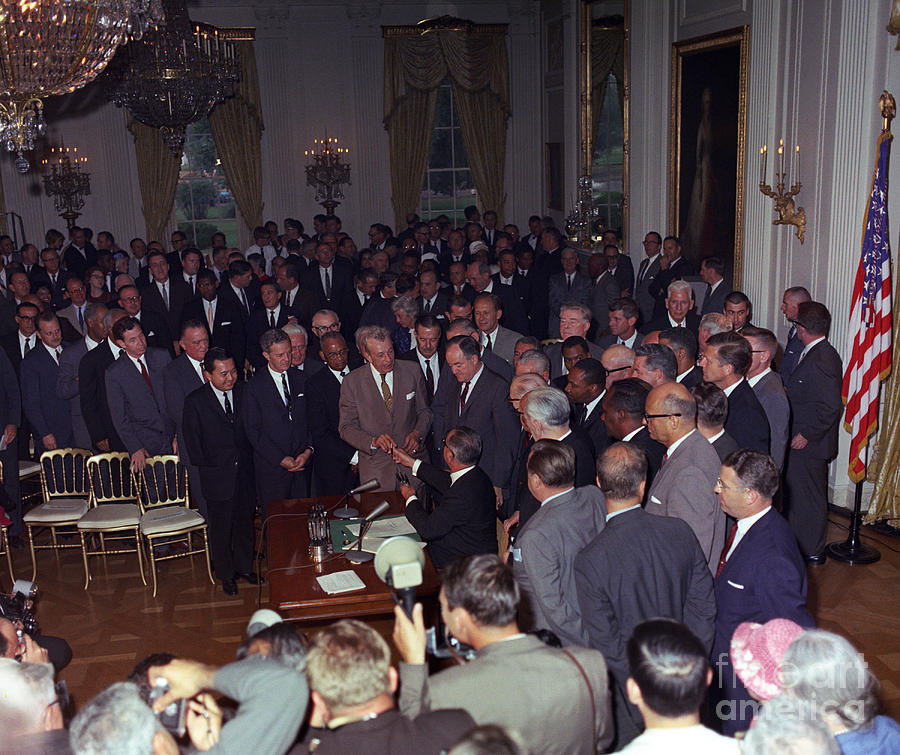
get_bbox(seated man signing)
[392,426,497,569]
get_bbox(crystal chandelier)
[42,145,92,229]
[0,0,164,173]
[106,0,244,155]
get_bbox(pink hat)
[731,618,807,700]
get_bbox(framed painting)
[669,25,749,288]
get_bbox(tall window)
[175,118,237,250]
[421,78,477,226]
[592,74,625,234]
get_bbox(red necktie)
[716,521,739,578]
[459,381,470,413]
[140,359,154,394]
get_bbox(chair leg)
[27,525,37,581]
[135,528,147,586]
[202,528,214,584]
[147,536,159,598]
[80,531,91,590]
[2,529,12,584]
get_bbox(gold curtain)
[0,164,7,236]
[127,115,180,243]
[210,41,265,232]
[384,27,510,229]
[590,27,625,148]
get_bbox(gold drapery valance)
[383,22,510,228]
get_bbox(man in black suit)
[141,251,192,343]
[564,357,609,459]
[601,377,665,489]
[243,328,313,516]
[575,442,716,745]
[783,302,842,562]
[396,315,443,405]
[647,236,695,321]
[358,272,398,332]
[493,246,532,324]
[644,280,700,336]
[79,308,127,452]
[692,382,741,462]
[0,348,21,537]
[700,331,770,454]
[437,229,470,280]
[595,297,643,350]
[340,269,377,341]
[699,256,729,316]
[392,426,497,569]
[465,261,530,337]
[602,241,634,297]
[116,284,174,356]
[21,313,73,455]
[275,262,317,328]
[216,260,258,329]
[1,301,40,458]
[246,280,298,369]
[162,321,209,517]
[180,269,246,371]
[307,332,357,496]
[779,286,811,384]
[183,348,260,595]
[303,242,352,313]
[724,291,752,333]
[37,249,67,311]
[61,226,96,279]
[658,327,703,388]
[416,269,448,323]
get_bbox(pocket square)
[727,580,745,590]
[406,391,415,400]
[221,321,232,326]
[146,331,155,337]
[649,495,662,505]
[296,392,304,398]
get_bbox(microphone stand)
[333,491,359,520]
[345,519,376,563]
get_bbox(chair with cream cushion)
[136,455,214,597]
[24,448,91,579]
[78,453,145,590]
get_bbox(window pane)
[429,170,453,198]
[453,129,468,169]
[435,85,451,128]
[429,129,451,170]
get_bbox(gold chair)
[136,455,213,597]
[23,448,92,579]
[78,453,145,590]
[0,462,14,583]
[19,459,43,507]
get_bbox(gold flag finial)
[880,90,896,130]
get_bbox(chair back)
[136,456,190,512]
[87,453,139,506]
[39,449,92,502]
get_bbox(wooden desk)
[267,491,440,622]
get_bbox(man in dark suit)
[692,382,741,462]
[632,343,678,389]
[658,327,703,388]
[243,328,313,514]
[162,321,209,518]
[115,284,174,356]
[216,260,258,329]
[303,242,352,313]
[783,301,842,562]
[586,253,622,342]
[648,236,696,321]
[79,308,127,452]
[21,312,73,456]
[36,249,67,311]
[602,242,634,297]
[547,249,592,337]
[700,331,770,454]
[105,317,175,468]
[712,449,815,734]
[1,301,40,459]
[393,426,497,569]
[431,335,519,508]
[396,316,443,405]
[417,269,448,323]
[512,440,606,646]
[779,285,811,384]
[644,280,700,336]
[246,280,298,369]
[61,227,97,279]
[644,382,726,574]
[357,273,398,333]
[437,230,471,281]
[183,348,259,595]
[0,348,21,537]
[601,378,666,489]
[595,296,644,352]
[464,261,530,337]
[492,247,531,329]
[724,291,752,333]
[275,263,318,328]
[565,357,610,459]
[340,269,377,340]
[140,251,192,343]
[743,326,790,469]
[699,256,729,316]
[576,442,716,745]
[307,333,357,496]
[180,269,246,371]
[634,232,663,325]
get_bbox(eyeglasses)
[121,295,141,302]
[324,348,349,358]
[312,323,339,333]
[643,412,682,420]
[716,477,748,492]
[605,365,631,374]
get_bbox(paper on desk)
[347,516,417,538]
[359,536,427,555]
[316,570,366,594]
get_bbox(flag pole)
[826,451,880,564]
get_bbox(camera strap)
[561,648,598,753]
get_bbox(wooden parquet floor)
[5,516,900,720]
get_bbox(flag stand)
[826,480,881,565]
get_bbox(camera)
[0,579,39,636]
[149,677,187,738]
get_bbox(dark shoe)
[805,552,827,565]
[235,571,265,585]
[222,579,238,596]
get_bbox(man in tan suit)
[339,325,432,491]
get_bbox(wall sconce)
[759,138,806,244]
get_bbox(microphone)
[349,478,380,495]
[345,501,391,563]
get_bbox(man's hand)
[19,633,49,664]
[148,659,217,713]
[503,510,520,534]
[279,455,297,471]
[658,251,671,270]
[185,693,222,751]
[2,424,16,445]
[791,433,809,450]
[392,445,415,468]
[42,434,57,451]
[402,430,422,454]
[399,483,416,501]
[493,486,503,511]
[130,448,148,471]
[293,449,313,470]
[172,437,178,455]
[97,439,110,452]
[372,434,395,454]
[392,603,427,665]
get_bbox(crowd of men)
[1,210,894,754]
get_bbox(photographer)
[0,582,73,673]
[0,658,69,754]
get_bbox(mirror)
[580,0,627,246]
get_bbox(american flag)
[842,128,893,483]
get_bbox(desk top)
[267,491,440,621]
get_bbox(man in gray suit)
[588,256,624,344]
[105,316,175,468]
[473,292,521,365]
[743,326,790,469]
[512,440,606,646]
[634,231,664,325]
[547,248,592,337]
[55,276,89,339]
[545,303,604,379]
[162,320,209,517]
[699,256,729,316]
[56,303,107,450]
[338,325,432,491]
[394,554,614,755]
[644,382,726,574]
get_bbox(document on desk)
[347,516,417,539]
[316,570,367,594]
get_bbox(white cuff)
[405,495,418,507]
[411,459,422,476]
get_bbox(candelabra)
[564,175,606,247]
[759,139,806,244]
[305,136,351,216]
[42,147,91,229]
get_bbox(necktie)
[660,452,668,468]
[459,381,470,413]
[139,359,154,393]
[207,302,215,329]
[424,358,434,402]
[189,275,194,293]
[705,283,712,307]
[424,299,432,314]
[637,258,648,286]
[577,404,588,427]
[269,309,276,329]
[223,391,234,422]
[241,289,249,315]
[567,275,572,291]
[77,307,84,331]
[716,521,739,578]
[23,336,30,355]
[54,347,62,363]
[162,282,169,310]
[484,334,493,352]
[324,268,332,300]
[281,372,292,417]
[381,373,393,412]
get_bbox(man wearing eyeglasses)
[310,309,362,370]
[0,653,69,752]
[643,382,726,575]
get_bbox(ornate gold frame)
[669,25,750,287]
